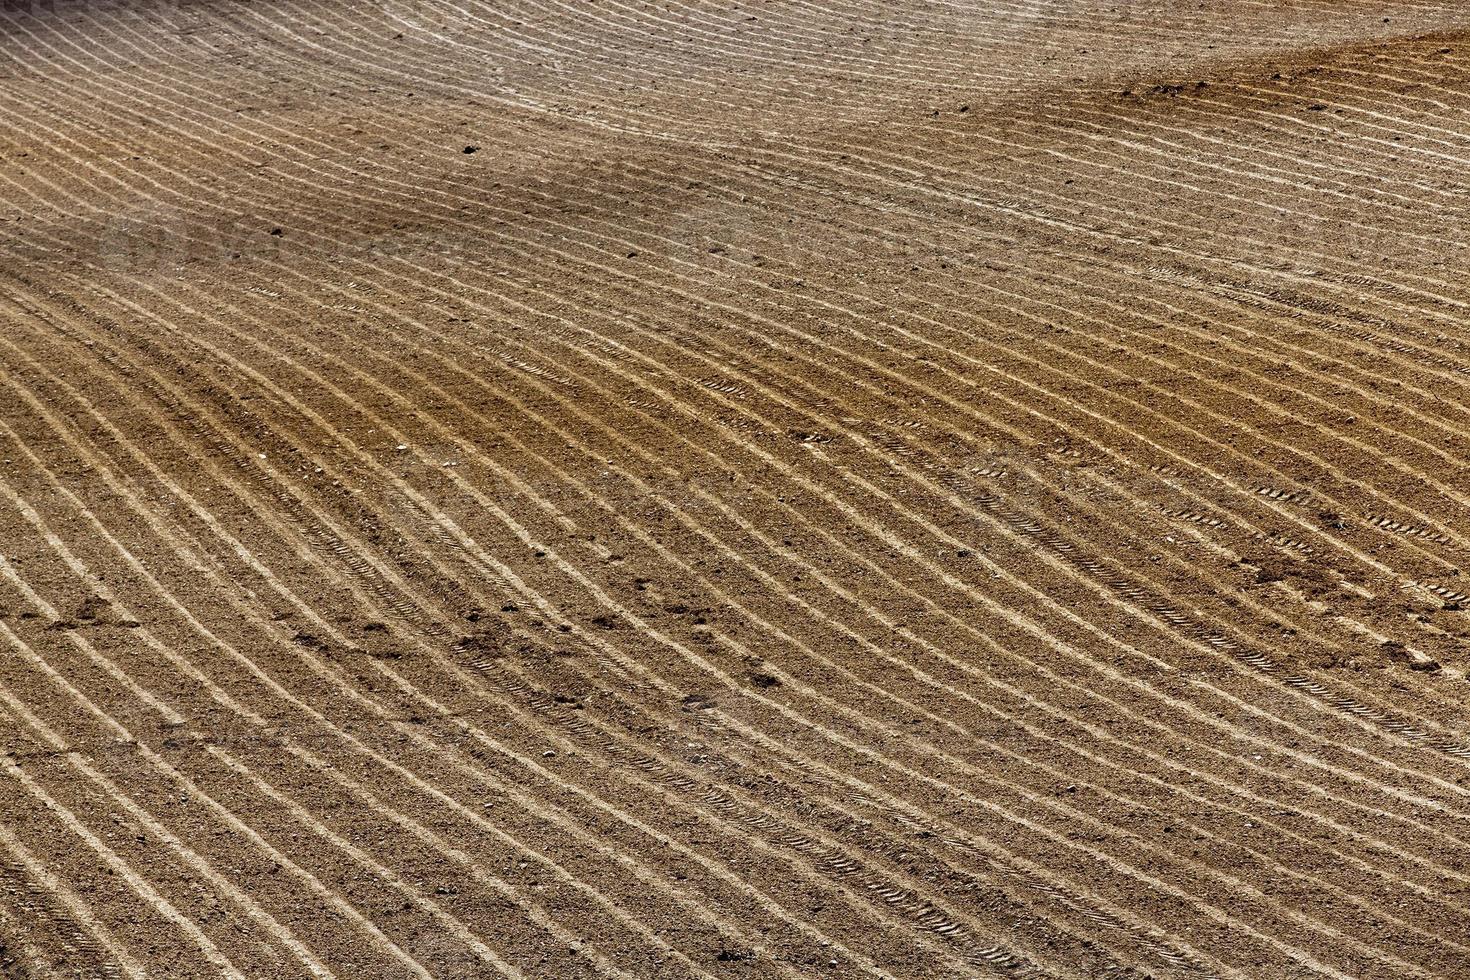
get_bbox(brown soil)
[2,1,1470,977]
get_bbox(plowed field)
[3,1,1470,977]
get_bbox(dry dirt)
[2,1,1470,977]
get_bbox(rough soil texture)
[2,1,1470,977]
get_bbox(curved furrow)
[233,0,1470,329]
[3,2,1469,976]
[0,776,145,979]
[2,89,1470,905]
[0,55,1446,805]
[0,282,1158,975]
[25,258,1458,975]
[28,0,1470,590]
[0,317,906,976]
[0,473,619,977]
[5,101,1464,905]
[0,201,1299,975]
[0,283,987,975]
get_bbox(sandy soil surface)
[2,1,1470,976]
